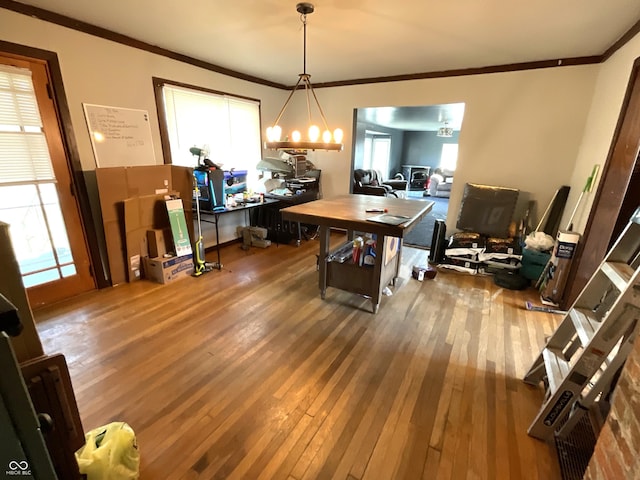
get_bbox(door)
[0,54,94,308]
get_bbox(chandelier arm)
[306,81,331,132]
[272,75,305,126]
[304,80,313,125]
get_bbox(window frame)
[152,77,263,168]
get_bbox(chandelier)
[264,3,344,152]
[437,122,453,138]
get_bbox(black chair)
[353,169,407,197]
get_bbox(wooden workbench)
[281,194,433,313]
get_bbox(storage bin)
[520,248,551,281]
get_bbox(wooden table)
[281,194,434,313]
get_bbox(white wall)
[0,8,289,246]
[292,67,598,233]
[561,34,640,233]
[4,7,633,245]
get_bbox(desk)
[281,194,433,313]
[198,199,279,268]
[263,190,320,245]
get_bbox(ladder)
[523,207,640,440]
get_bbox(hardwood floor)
[34,235,562,479]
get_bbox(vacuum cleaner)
[192,178,212,276]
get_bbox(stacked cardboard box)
[96,165,194,285]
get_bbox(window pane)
[162,84,261,182]
[23,269,60,288]
[371,137,391,174]
[40,183,72,257]
[441,143,458,171]
[61,264,77,278]
[0,183,74,284]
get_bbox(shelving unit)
[325,236,399,306]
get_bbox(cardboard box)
[165,198,193,257]
[147,228,170,258]
[123,193,175,282]
[143,254,194,284]
[96,165,195,286]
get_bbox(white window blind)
[0,64,54,185]
[162,84,261,173]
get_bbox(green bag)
[75,422,140,480]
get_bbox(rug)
[403,195,449,249]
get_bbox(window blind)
[0,64,54,185]
[162,84,261,172]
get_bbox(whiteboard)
[83,103,156,168]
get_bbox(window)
[363,131,391,175]
[441,143,458,171]
[157,80,262,178]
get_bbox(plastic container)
[520,247,551,280]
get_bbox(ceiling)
[358,104,465,132]
[6,0,640,133]
[8,0,640,87]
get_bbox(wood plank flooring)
[34,235,562,479]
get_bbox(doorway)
[0,53,95,308]
[352,103,465,249]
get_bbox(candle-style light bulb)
[308,125,320,142]
[333,128,344,144]
[322,130,332,143]
[267,125,282,142]
[292,130,301,142]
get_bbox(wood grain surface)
[34,234,562,479]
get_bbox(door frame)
[563,56,640,308]
[0,40,108,290]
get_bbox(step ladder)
[523,207,640,440]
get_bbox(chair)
[427,169,454,197]
[353,169,407,197]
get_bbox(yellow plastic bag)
[75,422,140,480]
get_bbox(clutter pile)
[438,232,523,275]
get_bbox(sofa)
[427,169,454,197]
[353,169,407,197]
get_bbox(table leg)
[213,213,222,269]
[372,301,379,314]
[318,225,330,299]
[370,238,385,312]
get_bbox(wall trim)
[3,1,638,90]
